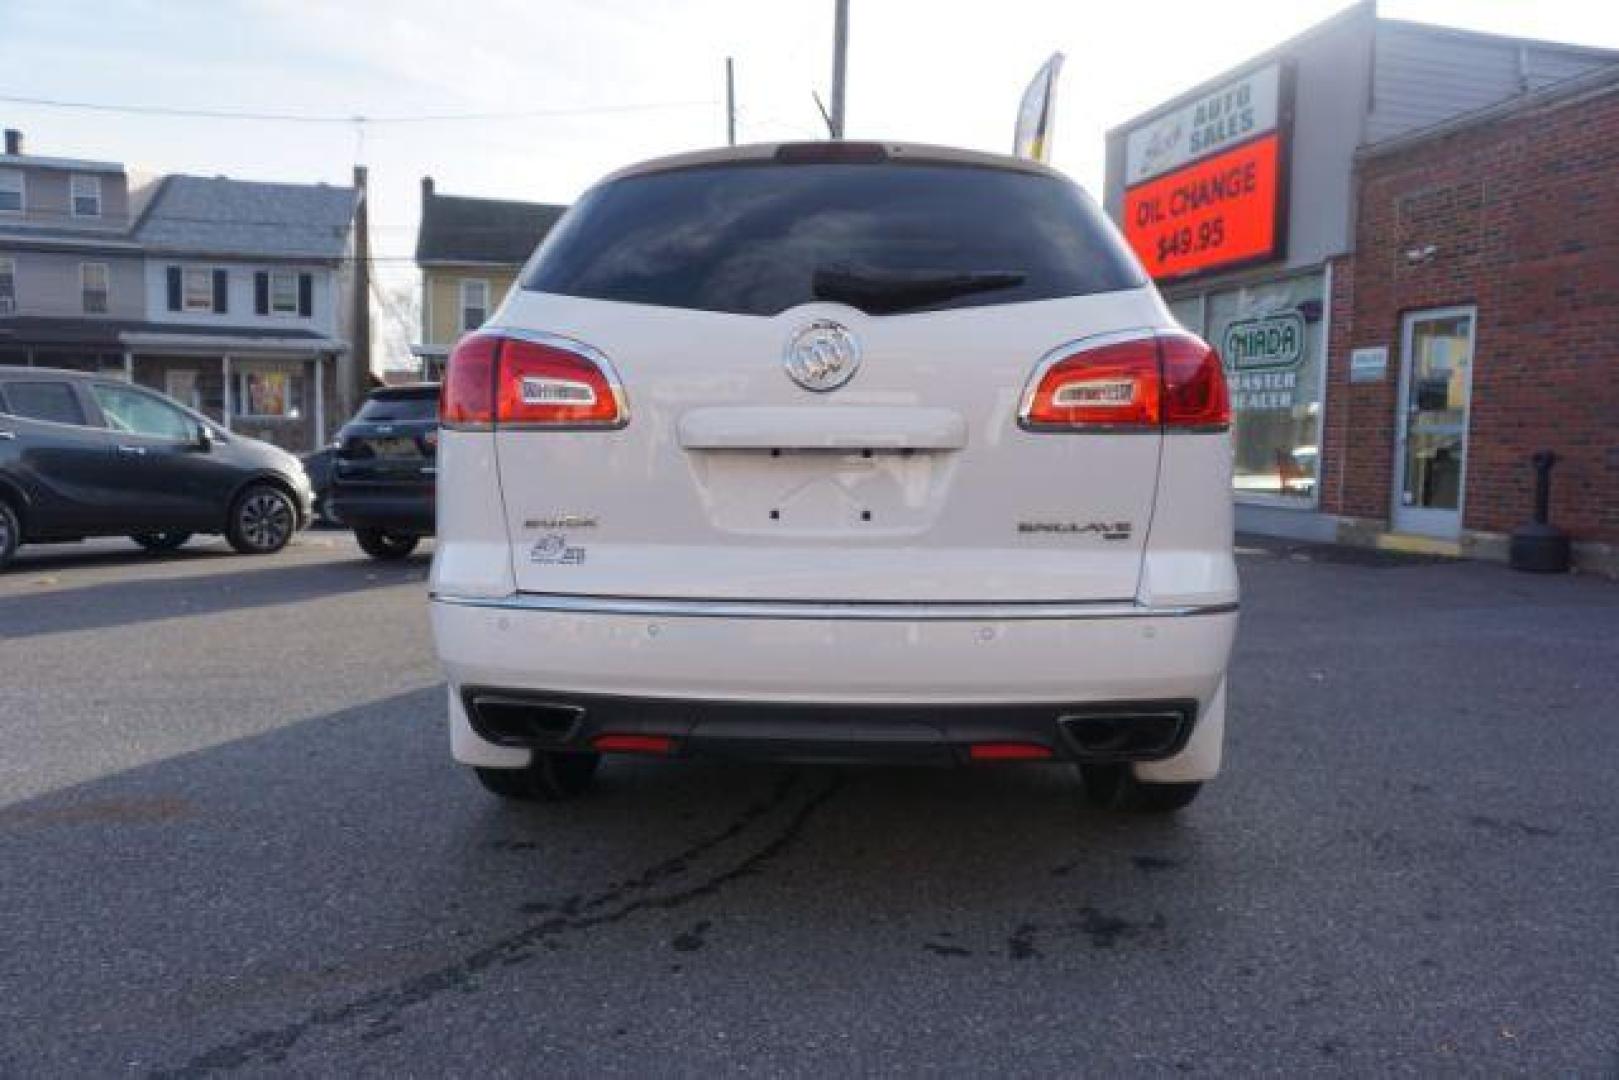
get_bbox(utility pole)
[830,0,848,138]
[725,57,736,146]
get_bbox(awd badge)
[530,534,586,565]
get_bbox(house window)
[0,258,14,315]
[0,169,21,213]
[183,268,215,311]
[233,370,304,419]
[81,262,109,314]
[270,270,299,315]
[460,279,489,331]
[71,174,102,218]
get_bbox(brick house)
[1102,2,1619,573]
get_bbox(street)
[1,534,1615,1075]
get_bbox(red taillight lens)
[497,337,625,428]
[440,333,499,426]
[1020,331,1229,431]
[1158,330,1231,429]
[439,333,626,430]
[1021,336,1162,428]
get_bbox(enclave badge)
[783,320,861,392]
[1018,521,1133,541]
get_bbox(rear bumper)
[329,484,435,534]
[430,594,1237,780]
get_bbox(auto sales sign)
[1122,63,1289,281]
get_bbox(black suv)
[328,384,438,559]
[0,367,312,569]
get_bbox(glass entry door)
[1393,308,1475,538]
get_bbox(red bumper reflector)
[592,733,675,755]
[968,742,1054,762]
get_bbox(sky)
[4,0,1618,368]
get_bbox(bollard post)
[1509,451,1571,573]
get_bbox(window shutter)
[254,272,269,315]
[212,269,229,313]
[166,267,182,311]
[298,273,313,317]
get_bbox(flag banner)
[1014,52,1065,162]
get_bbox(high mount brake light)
[1019,330,1229,431]
[440,333,627,430]
[773,141,890,164]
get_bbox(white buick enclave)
[429,141,1238,813]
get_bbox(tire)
[226,484,298,555]
[474,752,601,802]
[130,530,192,552]
[354,527,420,560]
[0,499,19,571]
[1080,764,1203,814]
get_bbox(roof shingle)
[135,176,357,260]
[415,190,566,266]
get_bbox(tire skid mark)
[155,773,840,1077]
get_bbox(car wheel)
[474,752,601,802]
[227,485,297,555]
[354,527,420,560]
[130,530,192,552]
[1079,764,1202,814]
[0,499,19,570]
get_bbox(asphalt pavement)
[1,531,1615,1075]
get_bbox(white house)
[129,174,364,451]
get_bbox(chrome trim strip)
[430,592,1239,622]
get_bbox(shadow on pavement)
[6,540,241,573]
[0,550,431,639]
[0,684,1201,1074]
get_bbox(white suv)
[430,142,1237,813]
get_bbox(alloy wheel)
[238,492,294,552]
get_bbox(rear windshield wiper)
[811,266,1027,314]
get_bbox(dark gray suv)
[0,366,312,569]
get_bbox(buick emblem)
[783,320,861,392]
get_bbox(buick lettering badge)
[784,320,861,392]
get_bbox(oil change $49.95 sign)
[1123,132,1282,281]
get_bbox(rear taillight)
[1157,330,1231,429]
[440,334,498,426]
[1019,330,1229,432]
[440,332,627,430]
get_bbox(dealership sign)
[1121,63,1289,281]
[1223,311,1305,370]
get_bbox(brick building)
[1326,69,1619,561]
[1103,2,1619,573]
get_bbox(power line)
[0,92,717,125]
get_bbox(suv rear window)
[1,380,87,426]
[524,161,1143,316]
[357,391,439,423]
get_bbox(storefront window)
[1204,273,1325,502]
[1167,296,1204,335]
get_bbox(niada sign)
[1124,63,1282,186]
[1222,311,1305,370]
